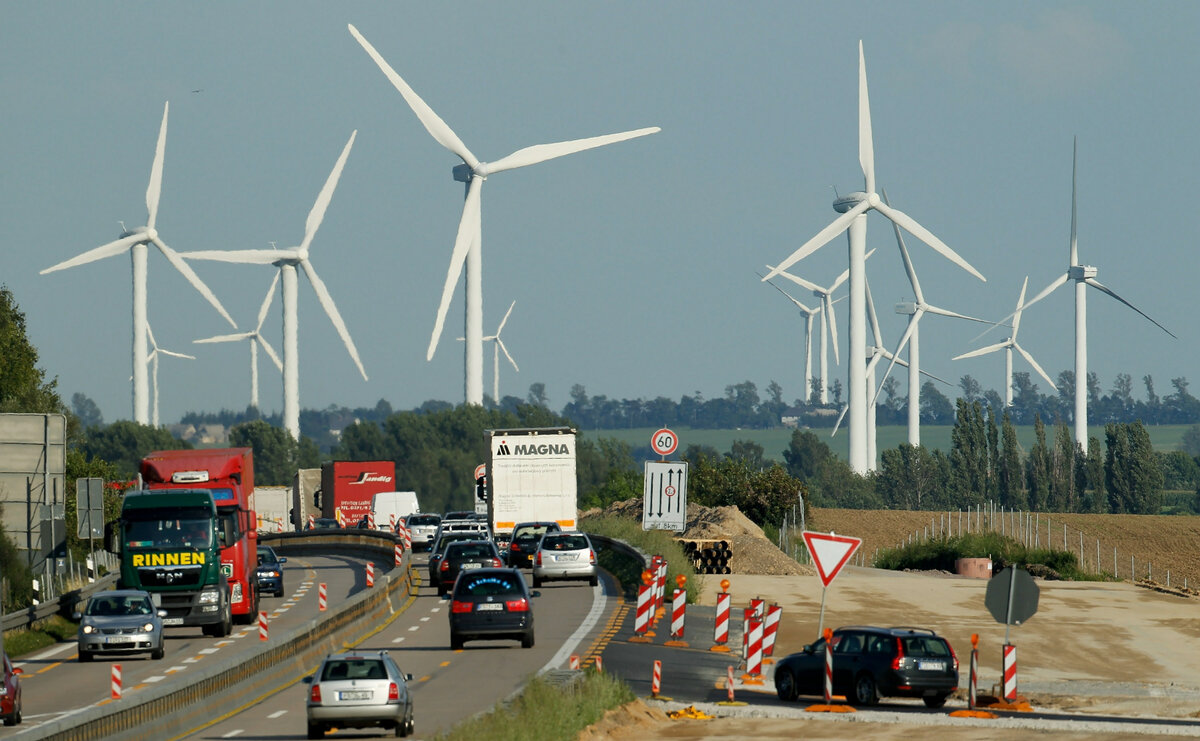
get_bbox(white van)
[370,491,421,531]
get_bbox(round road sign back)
[651,428,678,457]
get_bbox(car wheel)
[275,586,285,597]
[521,631,535,649]
[532,576,542,588]
[852,673,878,706]
[450,632,463,651]
[589,575,599,587]
[923,693,950,709]
[78,649,93,663]
[306,721,324,739]
[221,607,233,637]
[151,645,165,661]
[775,667,797,702]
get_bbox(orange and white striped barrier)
[824,628,834,703]
[650,659,662,698]
[389,513,396,531]
[970,638,979,708]
[655,558,668,617]
[307,515,315,530]
[762,603,781,658]
[631,582,653,641]
[594,655,603,673]
[726,665,735,702]
[743,617,763,684]
[403,524,412,551]
[670,588,686,638]
[366,512,375,530]
[710,585,731,652]
[750,596,764,620]
[1003,643,1018,701]
[258,611,268,641]
[111,663,122,700]
[318,582,327,611]
[366,561,375,588]
[569,654,580,670]
[394,542,403,567]
[741,607,755,659]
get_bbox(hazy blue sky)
[4,3,1198,425]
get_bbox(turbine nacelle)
[452,163,484,182]
[1069,265,1098,280]
[833,192,868,213]
[895,301,918,315]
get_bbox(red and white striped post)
[1002,643,1018,701]
[650,659,662,698]
[366,562,375,588]
[741,607,755,659]
[366,512,375,530]
[657,559,668,610]
[569,654,580,670]
[670,588,686,638]
[743,617,763,682]
[318,582,327,611]
[258,611,268,641]
[726,665,735,702]
[750,596,764,620]
[762,603,782,658]
[632,582,653,637]
[969,634,979,710]
[594,655,603,673]
[111,663,122,700]
[403,525,412,551]
[394,542,403,567]
[307,514,315,530]
[710,581,731,652]
[389,513,396,531]
[823,627,834,704]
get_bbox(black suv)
[506,521,561,568]
[774,626,959,708]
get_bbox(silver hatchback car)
[532,531,598,588]
[75,590,166,662]
[305,651,414,738]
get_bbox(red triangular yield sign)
[802,531,862,587]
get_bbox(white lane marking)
[183,657,200,664]
[143,675,166,683]
[430,607,441,613]
[216,640,235,646]
[14,642,76,667]
[541,581,608,674]
[419,617,430,622]
[408,626,419,632]
[221,730,244,738]
[166,665,187,673]
[268,710,287,719]
[199,648,219,655]
[392,637,406,644]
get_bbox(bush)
[874,532,1105,582]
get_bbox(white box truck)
[250,485,291,534]
[485,427,577,540]
[370,491,421,531]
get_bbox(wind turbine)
[763,279,822,405]
[40,101,236,424]
[461,301,520,403]
[183,132,367,440]
[1011,139,1173,447]
[193,273,284,411]
[954,277,1056,407]
[349,23,660,406]
[762,41,985,473]
[143,324,195,428]
[872,189,993,446]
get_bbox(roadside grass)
[874,532,1110,581]
[3,615,78,658]
[434,669,634,741]
[580,516,702,602]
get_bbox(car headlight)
[142,622,155,632]
[82,624,95,634]
[199,589,220,604]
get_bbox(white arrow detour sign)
[802,531,862,587]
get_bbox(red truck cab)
[140,448,260,624]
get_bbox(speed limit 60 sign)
[651,428,678,457]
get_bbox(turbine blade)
[831,404,848,437]
[825,294,840,365]
[953,341,1009,361]
[1015,342,1057,389]
[865,278,883,346]
[299,131,356,256]
[1011,277,1029,338]
[1085,278,1176,339]
[257,335,284,372]
[193,332,254,343]
[873,201,985,282]
[182,249,292,264]
[923,304,992,324]
[146,102,169,230]
[301,259,368,381]
[1070,137,1078,266]
[348,24,479,170]
[256,271,280,331]
[764,278,814,313]
[153,237,237,327]
[882,189,923,303]
[496,337,519,372]
[1020,272,1070,314]
[40,233,141,274]
[771,269,823,294]
[158,349,196,360]
[761,200,870,281]
[496,300,516,334]
[876,309,924,405]
[858,40,875,195]
[427,176,483,360]
[487,127,660,175]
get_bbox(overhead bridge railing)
[22,529,412,741]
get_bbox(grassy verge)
[3,615,78,658]
[874,532,1110,581]
[580,515,701,602]
[434,669,634,741]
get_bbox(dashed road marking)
[392,637,406,644]
[420,617,430,622]
[166,665,187,674]
[268,710,287,719]
[221,730,244,738]
[408,626,419,632]
[144,676,166,683]
[199,648,219,655]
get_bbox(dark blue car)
[256,545,287,597]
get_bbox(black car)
[447,568,538,650]
[428,532,492,591]
[506,521,561,569]
[437,540,503,596]
[256,545,287,597]
[774,626,959,708]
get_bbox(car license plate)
[477,603,503,611]
[918,660,946,671]
[339,690,372,701]
[106,636,132,644]
[461,562,482,570]
[162,618,183,626]
[555,553,579,561]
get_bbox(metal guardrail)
[586,533,651,571]
[2,574,119,634]
[11,529,410,741]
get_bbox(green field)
[584,424,1194,464]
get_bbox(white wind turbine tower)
[1012,139,1173,448]
[40,101,236,424]
[763,279,822,405]
[762,41,985,473]
[193,274,284,411]
[462,301,521,403]
[873,190,993,446]
[143,324,195,428]
[954,277,1057,407]
[767,262,859,405]
[183,132,367,440]
[349,24,660,406]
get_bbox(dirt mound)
[575,698,670,741]
[592,499,812,577]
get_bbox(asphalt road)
[2,553,375,738]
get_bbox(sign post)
[984,566,1040,702]
[802,531,862,638]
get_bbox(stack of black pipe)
[679,539,733,574]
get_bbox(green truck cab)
[110,489,233,636]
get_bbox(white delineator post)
[670,588,686,639]
[762,603,782,658]
[366,562,375,588]
[823,628,834,704]
[394,543,402,567]
[111,663,123,700]
[711,588,731,651]
[569,654,580,670]
[258,611,268,642]
[650,659,662,698]
[1003,643,1018,701]
[318,583,327,611]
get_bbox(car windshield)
[124,513,211,549]
[542,535,588,550]
[408,515,440,526]
[446,543,495,559]
[320,658,388,681]
[87,595,153,617]
[257,548,277,565]
[458,574,523,597]
[435,534,477,551]
[902,636,951,657]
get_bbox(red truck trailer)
[140,448,260,624]
[320,461,396,527]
